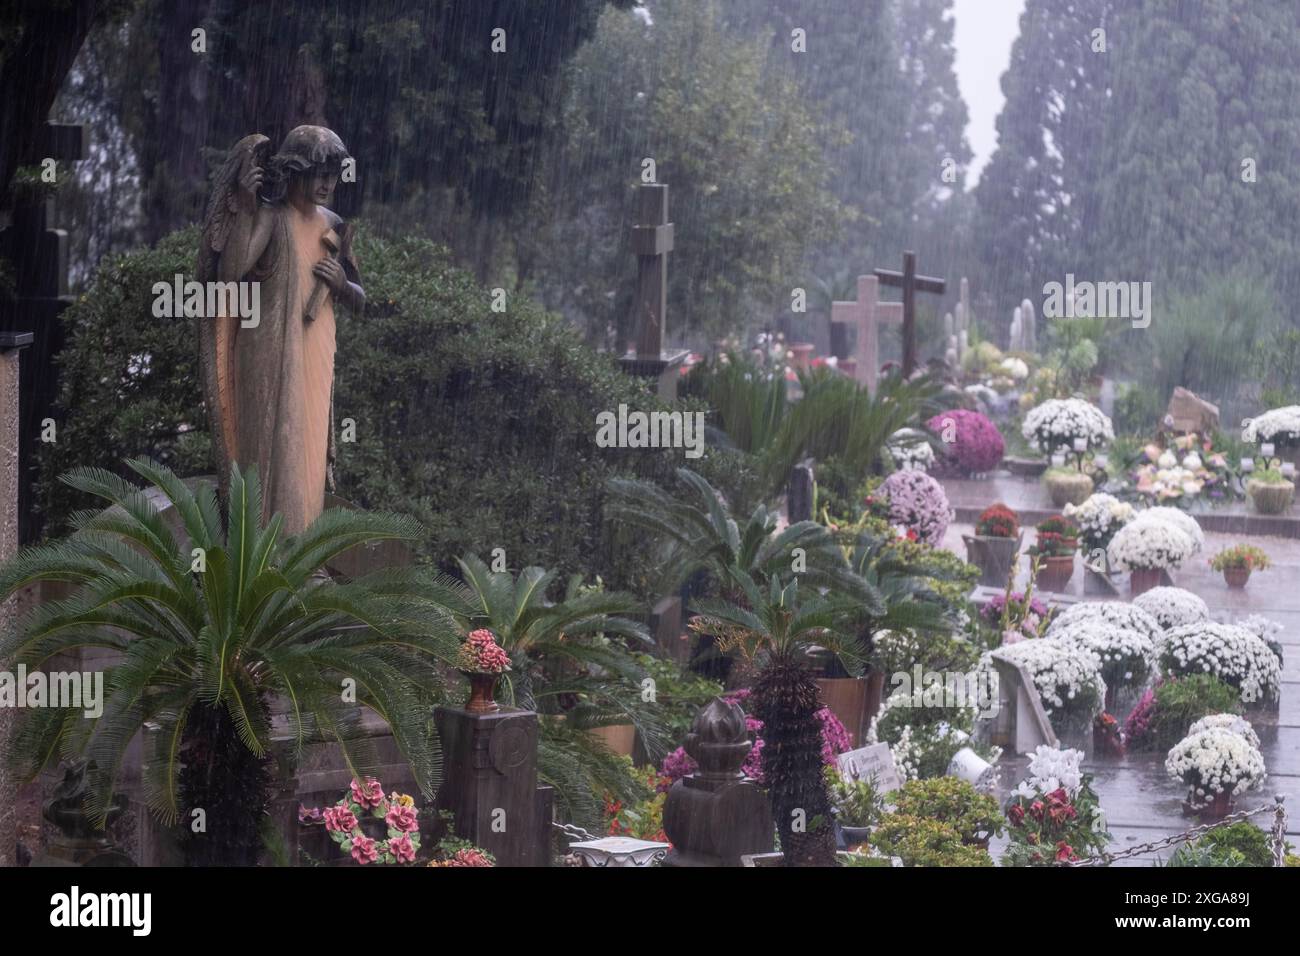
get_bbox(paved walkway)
[941,498,1300,865]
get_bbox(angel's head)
[264,126,350,208]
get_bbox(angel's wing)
[197,134,270,503]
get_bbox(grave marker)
[836,743,901,793]
[618,183,689,400]
[831,275,901,395]
[874,250,946,378]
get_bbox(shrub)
[1194,822,1277,867]
[887,777,1003,844]
[869,815,993,867]
[1125,676,1242,752]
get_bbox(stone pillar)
[787,461,815,524]
[662,697,773,867]
[433,706,548,867]
[0,332,29,867]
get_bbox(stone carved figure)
[197,126,365,533]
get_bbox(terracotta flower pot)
[1223,566,1251,589]
[1044,471,1093,508]
[461,670,501,714]
[817,676,869,747]
[1246,479,1294,515]
[1036,554,1075,591]
[587,723,637,756]
[1184,789,1233,820]
[1129,567,1162,596]
[963,533,1022,588]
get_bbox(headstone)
[433,705,550,867]
[831,275,902,395]
[1165,386,1219,435]
[0,332,29,867]
[0,123,87,542]
[662,697,774,867]
[618,183,689,400]
[787,460,815,523]
[874,251,947,377]
[987,659,1058,755]
[836,743,901,793]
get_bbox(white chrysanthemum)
[886,427,936,472]
[1165,728,1265,797]
[1156,622,1282,705]
[1188,713,1261,750]
[1000,357,1029,380]
[1242,406,1300,445]
[1046,601,1162,642]
[1136,507,1204,554]
[1063,493,1134,551]
[985,640,1106,716]
[1132,587,1210,630]
[1107,517,1197,571]
[1011,745,1086,799]
[1021,398,1114,454]
[1047,621,1153,689]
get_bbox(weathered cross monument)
[874,250,946,379]
[831,276,901,396]
[619,183,689,400]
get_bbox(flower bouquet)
[1209,544,1271,589]
[1129,434,1235,505]
[1048,618,1153,708]
[458,628,511,714]
[874,469,952,546]
[926,408,1006,475]
[1166,727,1265,817]
[1021,398,1115,457]
[1131,586,1210,630]
[1026,515,1079,591]
[979,590,1050,644]
[1157,622,1282,707]
[310,778,422,865]
[1063,493,1134,555]
[1002,746,1109,866]
[1106,510,1201,594]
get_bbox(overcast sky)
[952,0,1027,188]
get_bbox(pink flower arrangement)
[440,848,494,867]
[926,409,1005,474]
[876,470,952,546]
[458,628,511,674]
[305,777,423,865]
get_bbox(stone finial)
[1020,298,1036,352]
[684,697,753,781]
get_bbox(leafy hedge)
[38,225,743,588]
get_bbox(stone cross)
[874,250,947,377]
[619,183,688,400]
[831,275,901,395]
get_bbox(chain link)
[1064,796,1288,867]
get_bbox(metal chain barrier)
[1064,796,1288,867]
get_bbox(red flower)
[1029,800,1045,821]
[1007,804,1025,826]
[1055,841,1076,863]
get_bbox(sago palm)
[691,571,863,867]
[0,459,463,865]
[454,553,664,829]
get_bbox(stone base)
[619,349,691,401]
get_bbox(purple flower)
[877,470,951,546]
[927,409,1005,474]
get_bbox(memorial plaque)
[836,743,901,792]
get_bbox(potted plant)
[1156,622,1282,708]
[1043,465,1094,508]
[1166,727,1265,819]
[1245,466,1294,514]
[925,408,1005,476]
[1027,515,1079,591]
[1210,543,1271,589]
[1106,514,1198,596]
[1022,398,1113,507]
[826,767,884,849]
[457,628,512,713]
[1002,746,1110,866]
[963,503,1023,587]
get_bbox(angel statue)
[197,126,364,535]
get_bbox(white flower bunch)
[1157,622,1282,705]
[1047,600,1162,642]
[1165,728,1265,798]
[987,640,1106,716]
[1011,745,1085,800]
[1137,507,1204,554]
[1000,357,1029,380]
[1132,587,1210,630]
[1106,517,1197,571]
[1048,621,1153,689]
[1021,398,1114,454]
[1188,713,1261,750]
[1242,405,1300,445]
[886,427,936,472]
[1238,614,1282,644]
[1063,493,1134,551]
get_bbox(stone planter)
[1044,471,1093,508]
[1036,554,1075,592]
[838,824,871,850]
[1004,456,1049,478]
[1246,479,1294,515]
[1223,566,1251,589]
[963,533,1022,588]
[1129,567,1163,596]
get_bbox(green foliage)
[1193,822,1276,867]
[634,654,723,745]
[1161,843,1250,868]
[1135,676,1243,752]
[870,815,993,867]
[827,767,885,829]
[1,459,461,845]
[888,777,1003,844]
